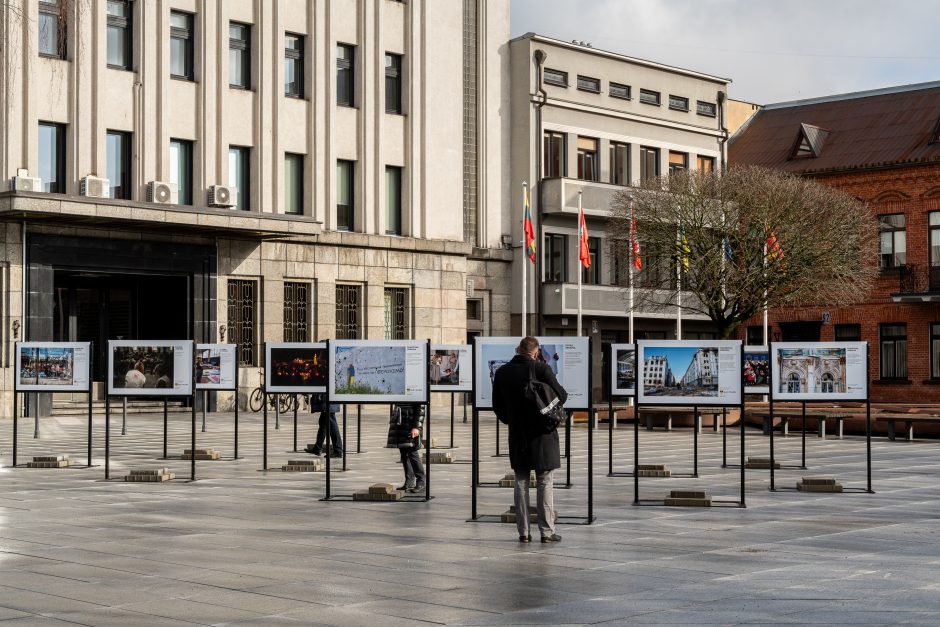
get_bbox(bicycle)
[248,370,294,413]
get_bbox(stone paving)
[1,405,939,625]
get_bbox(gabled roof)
[729,81,940,174]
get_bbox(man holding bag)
[492,336,567,544]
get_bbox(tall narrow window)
[283,282,310,342]
[697,155,715,172]
[284,153,304,215]
[335,284,362,339]
[284,33,304,97]
[106,130,131,199]
[931,323,940,379]
[39,1,65,59]
[229,22,250,88]
[880,323,907,379]
[337,44,354,106]
[577,137,598,181]
[228,146,250,210]
[106,0,132,69]
[669,151,688,174]
[170,11,194,80]
[38,122,66,193]
[169,138,193,205]
[544,234,568,282]
[228,279,257,365]
[385,166,402,235]
[640,146,660,181]
[929,212,940,267]
[878,214,906,268]
[336,159,354,231]
[582,236,600,285]
[544,131,566,178]
[385,53,402,114]
[610,141,630,186]
[384,287,410,340]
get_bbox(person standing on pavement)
[306,393,343,458]
[386,403,426,493]
[492,336,567,544]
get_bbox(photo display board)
[474,336,591,410]
[637,340,743,406]
[329,339,428,403]
[265,342,328,393]
[430,344,472,391]
[195,344,237,390]
[16,342,92,392]
[108,340,194,396]
[771,341,868,401]
[743,345,770,394]
[609,343,636,397]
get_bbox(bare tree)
[608,165,878,339]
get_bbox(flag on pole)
[723,235,733,261]
[523,186,536,263]
[630,207,642,270]
[677,229,690,270]
[578,206,591,268]
[767,232,783,261]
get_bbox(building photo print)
[643,346,719,397]
[270,347,328,388]
[778,348,847,394]
[19,346,74,387]
[112,345,175,390]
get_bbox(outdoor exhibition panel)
[261,342,328,462]
[429,344,473,450]
[634,340,746,507]
[766,341,872,494]
[104,340,198,481]
[11,342,94,468]
[196,344,240,458]
[323,340,433,502]
[469,336,594,525]
[743,346,770,395]
[606,343,635,477]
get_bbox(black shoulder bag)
[523,362,567,433]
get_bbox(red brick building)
[729,81,940,402]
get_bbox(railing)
[897,264,940,294]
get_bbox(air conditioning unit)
[80,175,110,199]
[208,184,237,208]
[11,175,41,192]
[147,180,178,204]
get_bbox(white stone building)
[679,348,718,389]
[642,355,674,390]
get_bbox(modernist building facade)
[508,33,730,398]
[730,81,940,402]
[0,0,512,413]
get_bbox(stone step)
[124,472,175,482]
[368,483,396,495]
[797,482,843,493]
[282,459,323,472]
[746,457,781,469]
[423,452,456,464]
[801,476,838,485]
[638,464,667,471]
[32,455,69,462]
[27,460,71,468]
[638,469,671,477]
[669,490,709,499]
[181,453,221,460]
[353,489,404,501]
[128,468,171,476]
[664,496,712,507]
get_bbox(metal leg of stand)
[202,390,207,433]
[105,396,111,480]
[800,402,807,469]
[33,393,39,439]
[162,398,168,459]
[633,405,639,505]
[121,396,127,436]
[693,406,699,478]
[275,397,280,430]
[450,394,455,449]
[607,397,613,476]
[12,392,18,467]
[262,394,268,470]
[495,416,500,456]
[191,396,196,481]
[342,408,347,471]
[565,412,572,487]
[293,397,298,452]
[356,405,362,454]
[722,407,727,467]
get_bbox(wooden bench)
[878,414,940,441]
[753,412,848,439]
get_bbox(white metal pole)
[522,183,529,337]
[577,191,583,337]
[628,262,635,344]
[676,228,683,340]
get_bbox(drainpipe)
[717,90,728,171]
[533,49,547,335]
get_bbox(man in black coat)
[492,336,567,543]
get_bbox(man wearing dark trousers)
[306,394,343,457]
[492,336,568,543]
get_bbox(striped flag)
[524,186,536,263]
[767,232,783,261]
[578,206,591,268]
[630,207,642,270]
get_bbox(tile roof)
[729,82,940,174]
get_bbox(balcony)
[540,177,632,217]
[541,282,709,319]
[892,264,940,303]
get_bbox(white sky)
[510,0,940,104]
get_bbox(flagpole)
[522,182,528,337]
[676,227,683,340]
[628,262,635,344]
[577,191,583,337]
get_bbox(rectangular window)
[466,299,483,321]
[284,33,304,97]
[668,95,689,111]
[337,44,354,106]
[106,0,132,69]
[639,89,661,106]
[582,236,600,285]
[545,233,568,282]
[384,287,410,340]
[697,155,715,172]
[283,281,310,342]
[577,75,600,93]
[106,130,131,200]
[697,101,717,117]
[170,11,194,80]
[38,122,66,193]
[228,279,257,365]
[284,153,304,215]
[385,166,402,235]
[229,22,251,88]
[610,142,630,186]
[746,326,765,346]
[931,323,940,379]
[639,255,675,290]
[39,0,65,59]
[228,146,250,210]
[169,138,193,205]
[609,82,631,100]
[669,151,688,174]
[879,214,907,268]
[543,67,567,87]
[880,323,907,379]
[544,131,566,178]
[336,159,354,231]
[834,324,861,342]
[385,53,402,114]
[640,146,660,181]
[335,284,362,339]
[576,136,598,182]
[929,212,940,266]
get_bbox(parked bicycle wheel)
[278,394,295,413]
[248,387,264,412]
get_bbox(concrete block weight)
[27,455,71,468]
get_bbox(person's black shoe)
[398,481,415,491]
[519,535,531,543]
[305,446,322,456]
[541,534,562,543]
[329,451,343,458]
[409,483,425,493]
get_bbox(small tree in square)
[608,165,878,339]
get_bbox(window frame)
[697,100,717,117]
[336,43,355,107]
[106,130,132,200]
[283,152,304,215]
[228,21,251,89]
[228,279,258,366]
[668,150,689,174]
[582,236,601,285]
[879,323,908,380]
[696,155,716,172]
[929,212,940,267]
[283,281,311,342]
[576,136,599,182]
[544,233,568,283]
[668,95,689,112]
[834,324,861,342]
[336,159,355,231]
[383,287,411,340]
[610,141,630,186]
[878,213,907,269]
[170,10,194,81]
[466,298,483,321]
[931,323,940,379]
[543,67,568,87]
[284,32,304,98]
[640,145,660,181]
[639,89,661,106]
[106,0,133,70]
[335,283,362,339]
[38,0,66,59]
[385,52,403,114]
[228,145,251,211]
[385,165,403,235]
[543,130,567,178]
[576,75,600,93]
[609,82,631,100]
[169,138,193,205]
[38,121,66,194]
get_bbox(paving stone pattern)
[1,408,939,625]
